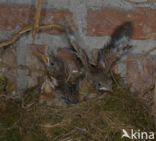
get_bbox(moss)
[102,87,155,130]
[6,128,21,141]
[53,127,67,137]
[30,128,48,141]
[0,100,20,128]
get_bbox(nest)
[0,84,155,141]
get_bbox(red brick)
[126,54,156,110]
[87,8,156,39]
[126,54,156,94]
[0,4,75,34]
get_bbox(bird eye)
[51,62,54,66]
[98,82,102,87]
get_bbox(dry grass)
[0,81,155,141]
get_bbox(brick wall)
[0,0,156,107]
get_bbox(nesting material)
[0,86,155,141]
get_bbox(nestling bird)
[65,22,133,95]
[32,45,66,106]
[47,51,65,81]
[97,21,133,73]
[47,49,81,104]
[64,23,113,94]
[57,48,83,85]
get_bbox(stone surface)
[126,54,156,93]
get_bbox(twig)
[32,0,43,40]
[0,24,64,48]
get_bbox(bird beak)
[99,87,112,93]
[41,55,49,66]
